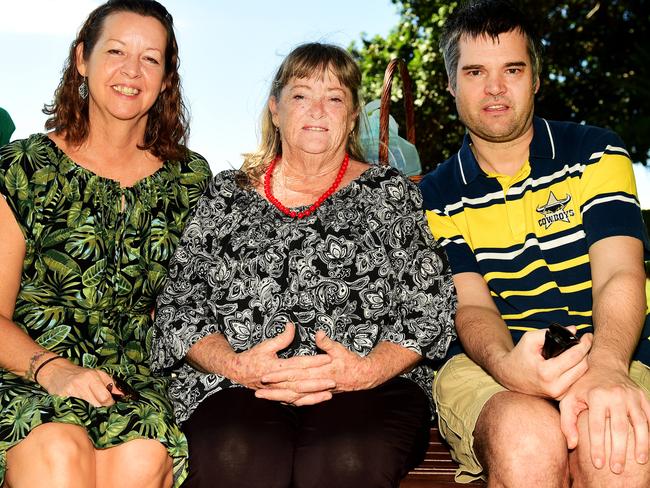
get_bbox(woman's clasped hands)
[227,322,373,406]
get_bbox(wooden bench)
[400,426,486,487]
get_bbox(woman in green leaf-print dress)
[0,1,211,487]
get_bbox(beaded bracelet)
[33,355,66,384]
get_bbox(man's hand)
[451,273,591,399]
[560,365,650,473]
[495,327,592,399]
[559,235,650,473]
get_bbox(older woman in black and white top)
[151,42,457,488]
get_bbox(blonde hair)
[240,42,365,185]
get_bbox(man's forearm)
[455,304,515,383]
[590,267,646,371]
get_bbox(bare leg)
[474,391,569,488]
[95,439,173,488]
[4,423,95,488]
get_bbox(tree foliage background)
[351,1,649,173]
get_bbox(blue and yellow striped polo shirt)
[421,117,650,362]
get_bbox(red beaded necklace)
[264,153,350,219]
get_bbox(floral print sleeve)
[151,166,457,424]
[151,173,231,369]
[373,176,457,359]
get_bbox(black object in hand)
[111,376,140,402]
[541,323,580,359]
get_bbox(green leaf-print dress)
[0,133,212,486]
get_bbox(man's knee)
[572,458,650,488]
[571,411,650,488]
[475,392,569,485]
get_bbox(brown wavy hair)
[240,42,366,186]
[43,0,188,161]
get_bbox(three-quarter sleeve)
[374,175,457,360]
[150,173,231,372]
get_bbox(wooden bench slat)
[399,426,486,487]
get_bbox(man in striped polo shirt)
[420,1,650,486]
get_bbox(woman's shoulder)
[183,170,248,224]
[353,164,422,207]
[1,132,51,154]
[356,164,415,185]
[167,148,213,180]
[0,133,56,175]
[204,169,245,195]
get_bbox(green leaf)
[82,353,98,368]
[188,158,212,177]
[124,341,143,362]
[66,201,90,228]
[62,176,80,202]
[21,305,65,331]
[41,178,61,208]
[101,414,131,441]
[36,325,71,348]
[81,258,106,287]
[115,273,133,295]
[6,135,49,168]
[32,165,57,185]
[179,172,210,185]
[40,228,74,248]
[65,225,102,260]
[4,163,29,199]
[121,264,143,278]
[42,249,82,276]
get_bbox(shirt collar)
[456,116,556,185]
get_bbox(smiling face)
[76,11,168,126]
[269,69,357,160]
[450,29,539,145]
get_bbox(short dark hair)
[440,0,542,90]
[44,0,188,161]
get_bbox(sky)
[0,0,399,169]
[1,0,648,208]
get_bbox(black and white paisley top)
[150,166,457,424]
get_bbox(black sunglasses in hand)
[541,323,580,359]
[107,376,140,402]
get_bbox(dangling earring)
[78,77,88,100]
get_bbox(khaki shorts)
[432,354,650,483]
